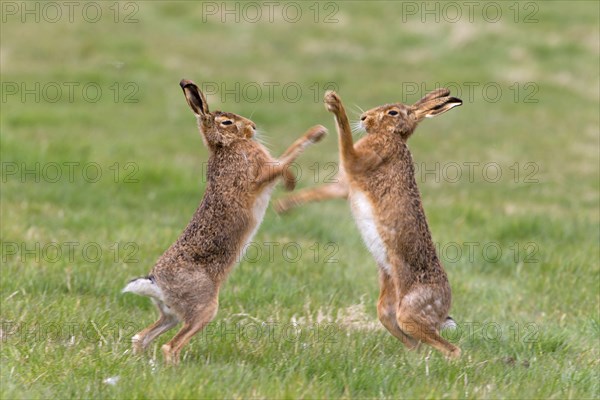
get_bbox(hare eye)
[388,110,399,116]
[221,120,233,126]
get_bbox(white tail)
[122,277,165,302]
[441,316,457,330]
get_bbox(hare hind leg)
[397,314,461,359]
[376,270,419,349]
[161,300,219,365]
[396,295,461,359]
[132,302,179,354]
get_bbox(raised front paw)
[324,91,342,114]
[306,125,328,143]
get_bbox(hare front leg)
[255,125,327,188]
[324,91,383,173]
[278,125,327,164]
[324,91,357,167]
[273,180,349,213]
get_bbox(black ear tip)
[180,79,195,89]
[449,97,462,105]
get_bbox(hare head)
[180,79,257,147]
[359,88,462,139]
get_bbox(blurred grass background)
[1,1,598,398]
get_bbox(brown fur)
[323,89,462,358]
[123,79,326,364]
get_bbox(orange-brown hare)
[123,79,326,364]
[323,89,462,358]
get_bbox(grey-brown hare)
[123,79,326,364]
[323,89,462,358]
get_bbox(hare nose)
[360,115,367,121]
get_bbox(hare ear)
[180,79,209,116]
[413,88,451,108]
[413,96,462,120]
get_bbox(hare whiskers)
[252,128,271,150]
[351,120,365,135]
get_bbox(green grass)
[1,1,599,398]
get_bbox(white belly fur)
[350,190,392,274]
[238,184,275,262]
